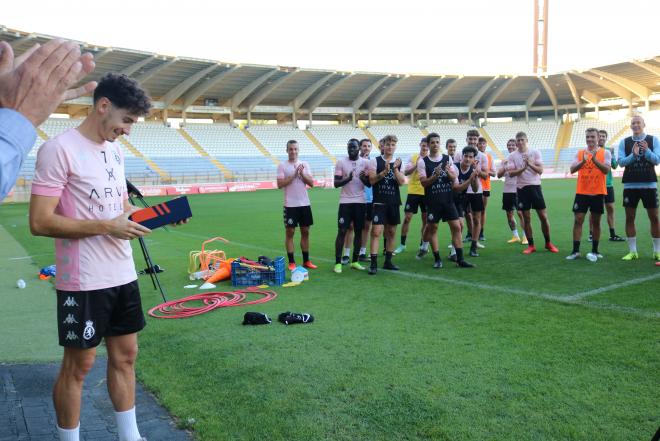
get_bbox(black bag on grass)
[242,312,271,325]
[278,312,314,325]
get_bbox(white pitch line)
[169,230,659,319]
[565,272,660,301]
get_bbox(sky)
[1,0,659,76]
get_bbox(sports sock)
[480,227,485,237]
[455,247,464,262]
[527,237,535,246]
[400,235,407,246]
[302,251,310,262]
[287,252,294,263]
[653,237,660,253]
[627,237,637,253]
[57,424,80,441]
[609,228,615,238]
[572,241,580,254]
[385,251,393,263]
[433,251,440,261]
[421,241,429,251]
[335,255,341,264]
[471,240,478,251]
[592,240,599,254]
[343,247,351,257]
[359,247,367,255]
[370,254,377,268]
[352,249,360,263]
[512,228,520,238]
[449,245,456,256]
[115,407,142,441]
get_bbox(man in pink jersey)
[277,140,316,271]
[333,138,371,273]
[29,73,153,441]
[497,139,526,244]
[507,131,559,254]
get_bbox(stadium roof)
[2,25,660,122]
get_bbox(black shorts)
[404,194,426,214]
[517,185,546,211]
[604,186,615,204]
[483,190,491,197]
[427,201,459,224]
[283,206,314,227]
[622,188,658,209]
[338,203,366,231]
[573,194,605,214]
[465,193,485,212]
[57,280,145,349]
[454,197,466,218]
[365,202,374,222]
[502,192,518,211]
[372,203,401,225]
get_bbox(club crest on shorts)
[287,218,293,225]
[405,204,410,210]
[518,202,524,209]
[83,320,95,340]
[428,213,434,221]
[624,197,629,204]
[373,215,379,223]
[574,203,579,210]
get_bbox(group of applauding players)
[276,114,660,274]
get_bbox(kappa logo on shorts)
[339,217,344,224]
[518,202,524,209]
[83,320,95,340]
[65,331,78,341]
[63,296,79,307]
[428,213,434,221]
[62,314,78,325]
[373,215,379,223]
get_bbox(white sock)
[57,424,80,441]
[449,245,456,256]
[359,247,366,255]
[115,407,142,441]
[653,237,660,253]
[627,237,637,253]
[421,241,429,251]
[512,229,520,238]
[343,247,351,257]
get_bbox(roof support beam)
[247,70,299,111]
[367,77,406,113]
[290,73,334,110]
[468,76,499,111]
[224,69,278,109]
[182,66,240,108]
[589,68,650,100]
[570,71,632,103]
[134,58,177,84]
[632,60,660,77]
[564,73,582,114]
[525,88,541,108]
[424,77,463,112]
[483,77,517,110]
[304,74,354,113]
[409,77,444,111]
[162,63,220,107]
[580,89,602,106]
[351,76,389,111]
[121,55,156,77]
[537,77,558,110]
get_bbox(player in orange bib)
[477,136,495,241]
[566,128,611,261]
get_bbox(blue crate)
[231,256,285,286]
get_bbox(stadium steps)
[177,128,234,180]
[240,128,280,165]
[118,136,171,182]
[36,128,49,140]
[361,128,379,147]
[478,128,504,159]
[609,124,630,147]
[303,130,336,164]
[553,121,573,165]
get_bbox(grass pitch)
[1,178,658,441]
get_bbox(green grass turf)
[1,178,658,441]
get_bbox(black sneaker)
[358,254,369,262]
[433,260,443,269]
[479,235,485,242]
[588,233,593,242]
[463,235,472,243]
[448,254,457,262]
[368,266,377,275]
[383,262,399,270]
[610,235,625,242]
[469,249,479,257]
[416,248,428,260]
[341,256,350,265]
[457,259,475,268]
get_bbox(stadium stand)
[366,125,426,156]
[307,125,366,157]
[247,125,334,174]
[567,118,627,149]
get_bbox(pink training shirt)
[334,156,368,204]
[31,128,137,292]
[499,155,518,193]
[277,160,311,207]
[507,149,543,188]
[466,151,486,194]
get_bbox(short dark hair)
[420,137,428,144]
[586,128,599,136]
[446,138,456,147]
[478,137,487,143]
[507,138,516,144]
[462,146,478,157]
[93,73,151,116]
[359,138,371,146]
[426,132,440,144]
[466,129,480,138]
[286,140,298,149]
[598,129,608,137]
[348,138,360,147]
